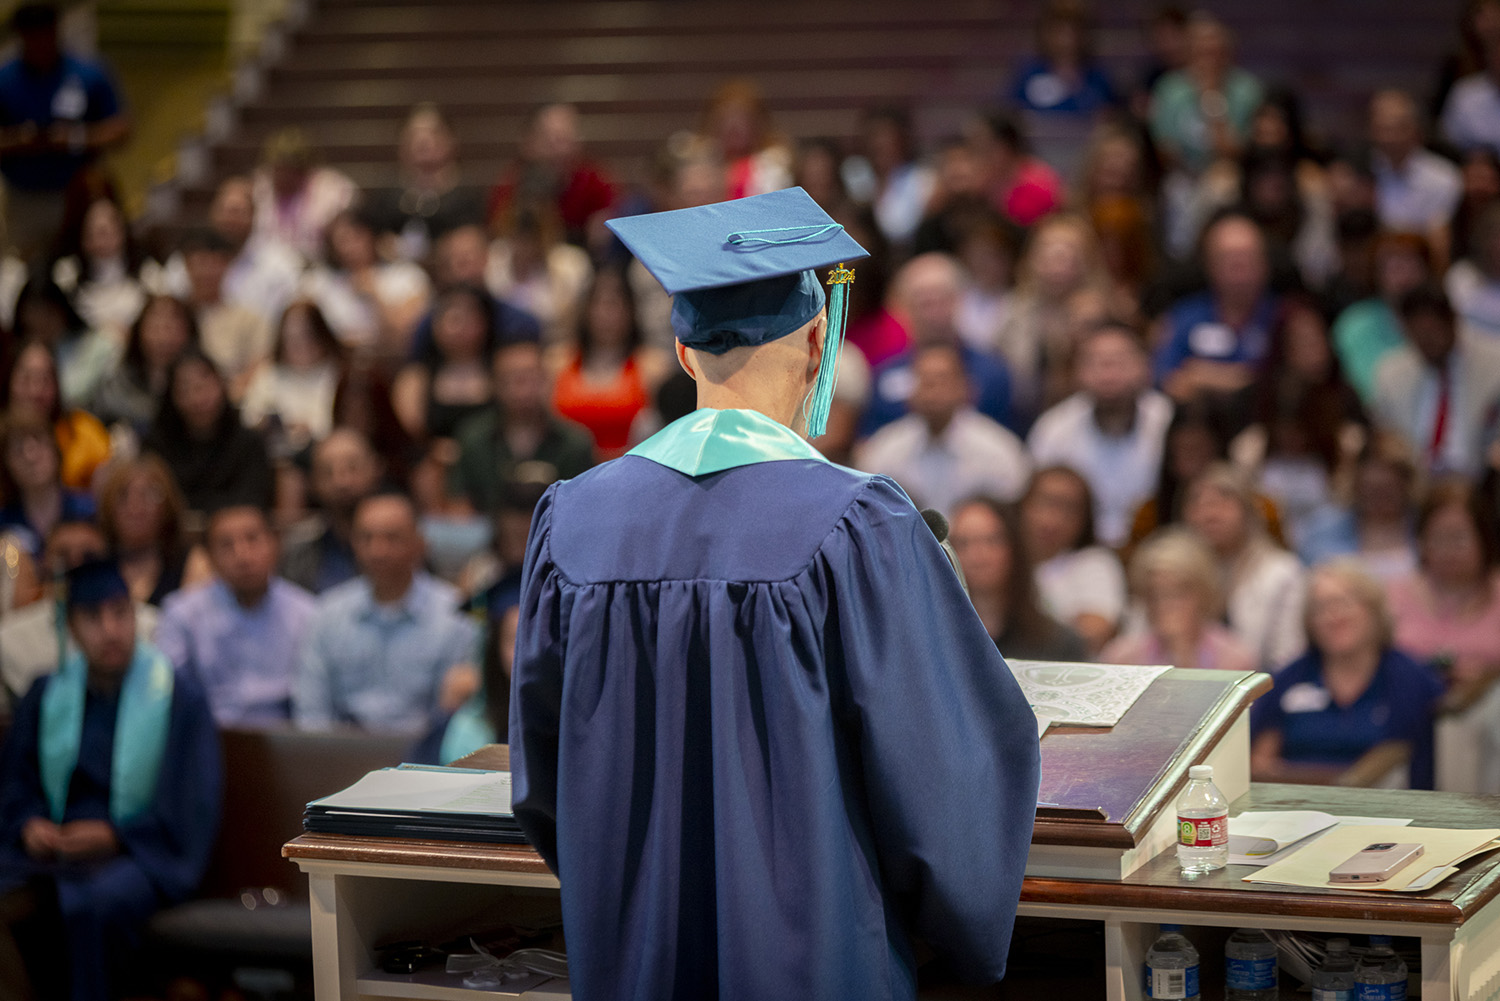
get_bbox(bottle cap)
[1159,923,1182,932]
[1326,937,1350,951]
[1188,765,1213,780]
[1368,935,1392,946]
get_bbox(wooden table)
[285,783,1500,1001]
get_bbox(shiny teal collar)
[628,408,829,476]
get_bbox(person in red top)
[966,111,1065,228]
[550,265,669,459]
[487,103,616,248]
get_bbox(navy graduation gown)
[511,449,1041,1001]
[0,669,223,1001]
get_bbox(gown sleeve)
[822,476,1041,983]
[508,484,563,872]
[0,678,51,881]
[114,672,224,904]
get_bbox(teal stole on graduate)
[39,642,175,824]
[627,407,832,476]
[440,694,498,765]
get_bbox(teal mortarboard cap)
[605,187,868,437]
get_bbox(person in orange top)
[551,265,668,460]
[2,339,109,491]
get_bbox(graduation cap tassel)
[804,263,855,439]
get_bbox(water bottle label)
[1226,955,1277,989]
[1312,990,1355,1001]
[1147,964,1199,998]
[1178,812,1227,847]
[1356,983,1407,1001]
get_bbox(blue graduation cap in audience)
[606,188,869,437]
[64,558,129,610]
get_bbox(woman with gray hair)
[1101,527,1256,671]
[1183,461,1307,671]
[1250,558,1445,788]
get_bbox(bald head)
[894,253,964,344]
[1203,215,1269,302]
[677,310,827,434]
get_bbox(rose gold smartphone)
[1328,842,1425,883]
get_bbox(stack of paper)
[303,764,527,845]
[1228,812,1413,866]
[1244,825,1500,892]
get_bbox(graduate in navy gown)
[0,560,222,1001]
[510,188,1041,1001]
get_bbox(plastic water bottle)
[1311,938,1356,1000]
[1176,764,1228,872]
[1354,936,1408,1001]
[1145,924,1200,1000]
[1225,927,1278,1000]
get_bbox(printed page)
[1009,661,1170,727]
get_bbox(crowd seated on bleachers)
[4,0,1500,996]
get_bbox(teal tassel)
[804,263,854,438]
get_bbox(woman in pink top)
[1387,478,1500,681]
[1102,527,1258,672]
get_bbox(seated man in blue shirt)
[0,4,129,259]
[0,559,221,1001]
[294,491,478,733]
[156,505,317,727]
[1155,212,1278,417]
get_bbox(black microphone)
[920,508,949,543]
[920,508,967,593]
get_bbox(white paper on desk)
[1245,825,1500,891]
[1227,813,1414,866]
[1009,661,1170,728]
[309,767,514,817]
[1229,812,1339,863]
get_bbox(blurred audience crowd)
[4,0,1500,808]
[9,2,1500,992]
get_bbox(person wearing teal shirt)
[1148,15,1263,176]
[0,559,221,1001]
[1332,298,1406,402]
[1332,231,1436,403]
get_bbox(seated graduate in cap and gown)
[509,188,1042,1001]
[0,560,222,1001]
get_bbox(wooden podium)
[286,667,1500,1000]
[1027,667,1270,880]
